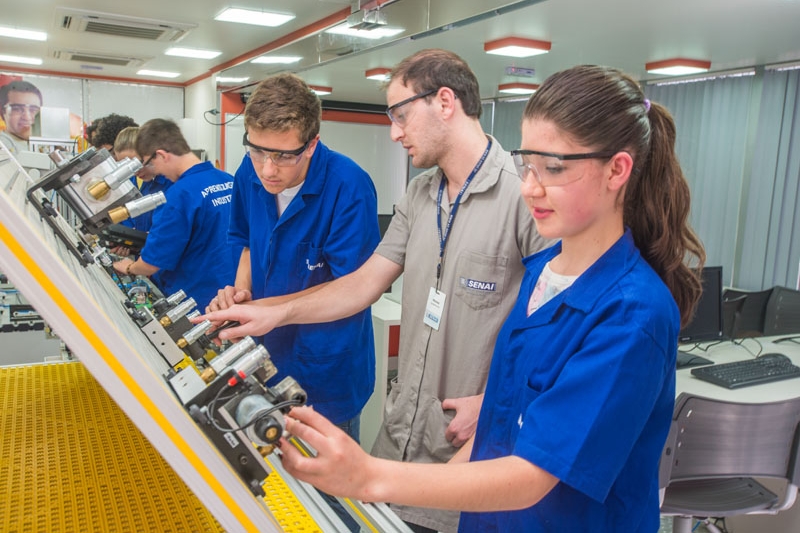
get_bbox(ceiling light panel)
[165,47,221,59]
[484,37,551,58]
[0,26,47,41]
[0,54,43,65]
[498,83,539,95]
[309,85,332,96]
[365,68,391,81]
[645,58,711,76]
[137,69,180,78]
[326,25,404,40]
[216,76,250,83]
[214,8,295,27]
[251,56,302,64]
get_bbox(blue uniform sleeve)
[228,154,252,249]
[513,322,672,503]
[140,187,193,271]
[321,165,380,277]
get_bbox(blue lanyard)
[436,138,491,284]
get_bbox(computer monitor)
[377,214,394,294]
[722,287,772,338]
[679,266,723,343]
[378,213,393,239]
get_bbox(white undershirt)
[276,181,304,216]
[527,261,578,316]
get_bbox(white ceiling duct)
[51,49,150,68]
[56,8,196,42]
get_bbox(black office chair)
[659,393,800,533]
[764,285,800,336]
[722,288,773,338]
[721,295,746,340]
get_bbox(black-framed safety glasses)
[385,88,438,126]
[243,132,310,167]
[510,149,618,187]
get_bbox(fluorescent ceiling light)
[309,85,332,96]
[251,55,302,64]
[215,8,295,27]
[0,26,47,41]
[216,76,250,83]
[326,25,404,40]
[137,69,180,79]
[165,47,221,59]
[768,60,800,73]
[0,54,43,66]
[645,58,711,76]
[498,83,539,95]
[484,37,551,58]
[365,67,391,81]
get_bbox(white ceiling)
[2,0,800,106]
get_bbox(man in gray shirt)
[203,48,548,533]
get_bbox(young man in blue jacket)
[112,119,238,311]
[209,74,379,531]
[210,73,380,441]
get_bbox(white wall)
[184,77,218,162]
[86,80,183,124]
[319,120,407,214]
[223,114,245,175]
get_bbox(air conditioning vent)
[52,50,150,68]
[345,9,387,31]
[56,8,196,42]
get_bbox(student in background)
[0,80,42,155]
[114,126,172,233]
[92,113,137,154]
[200,49,548,533]
[205,64,706,532]
[112,119,237,311]
[86,119,101,148]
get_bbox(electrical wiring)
[203,108,243,126]
[207,381,303,434]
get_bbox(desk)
[361,295,402,452]
[677,336,800,402]
[675,335,800,533]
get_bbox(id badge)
[423,287,446,330]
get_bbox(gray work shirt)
[372,135,549,532]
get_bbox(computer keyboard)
[691,353,800,389]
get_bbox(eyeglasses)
[3,103,40,117]
[243,133,310,167]
[136,152,159,174]
[510,149,617,187]
[385,88,438,127]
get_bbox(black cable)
[732,336,763,357]
[207,320,240,340]
[210,398,303,433]
[203,108,243,126]
[698,339,723,351]
[206,384,239,429]
[208,392,303,434]
[713,517,729,533]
